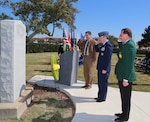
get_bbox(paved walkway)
[28,75,150,122]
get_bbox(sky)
[73,0,150,42]
[1,0,150,43]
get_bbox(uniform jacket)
[77,39,98,61]
[115,39,136,82]
[95,41,113,73]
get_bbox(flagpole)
[62,27,67,52]
[76,32,79,51]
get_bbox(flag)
[63,28,66,37]
[80,33,84,39]
[63,30,71,51]
[68,30,71,42]
[76,32,79,51]
[80,33,85,41]
[71,31,76,50]
[76,32,79,43]
[63,28,67,51]
[67,30,71,50]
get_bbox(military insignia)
[101,53,104,56]
[119,53,122,59]
[101,47,105,51]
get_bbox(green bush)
[26,43,60,53]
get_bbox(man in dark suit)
[114,28,137,122]
[77,31,98,89]
[95,31,113,102]
[58,44,64,57]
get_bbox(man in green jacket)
[114,28,136,122]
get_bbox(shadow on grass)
[132,83,150,86]
[41,62,51,65]
[135,70,150,75]
[108,83,118,85]
[34,70,52,72]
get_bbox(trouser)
[118,81,132,119]
[83,57,95,87]
[97,70,109,100]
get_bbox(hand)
[118,37,122,42]
[122,81,129,87]
[102,70,107,74]
[94,41,98,45]
[97,38,101,43]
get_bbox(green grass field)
[26,52,150,92]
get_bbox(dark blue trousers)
[97,70,109,100]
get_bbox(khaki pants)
[83,56,96,87]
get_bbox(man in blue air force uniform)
[94,31,113,102]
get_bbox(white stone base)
[0,87,33,119]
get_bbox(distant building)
[32,37,64,44]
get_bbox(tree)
[0,0,10,6]
[0,0,13,20]
[10,0,79,43]
[138,26,150,48]
[109,35,118,48]
[0,12,13,20]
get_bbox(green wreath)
[51,54,60,81]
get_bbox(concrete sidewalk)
[28,75,150,122]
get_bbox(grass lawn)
[26,52,54,81]
[26,52,150,92]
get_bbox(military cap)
[98,31,109,37]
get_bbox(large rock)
[0,20,26,102]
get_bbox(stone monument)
[59,50,79,86]
[0,20,26,102]
[0,20,33,119]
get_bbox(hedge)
[113,48,147,54]
[26,43,59,53]
[26,43,148,56]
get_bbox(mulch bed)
[29,84,75,122]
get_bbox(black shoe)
[81,85,87,88]
[96,99,105,102]
[115,113,123,117]
[114,117,128,122]
[94,98,98,100]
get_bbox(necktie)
[84,41,89,55]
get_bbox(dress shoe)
[81,85,87,88]
[96,99,105,102]
[115,113,123,117]
[94,98,98,100]
[114,117,128,122]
